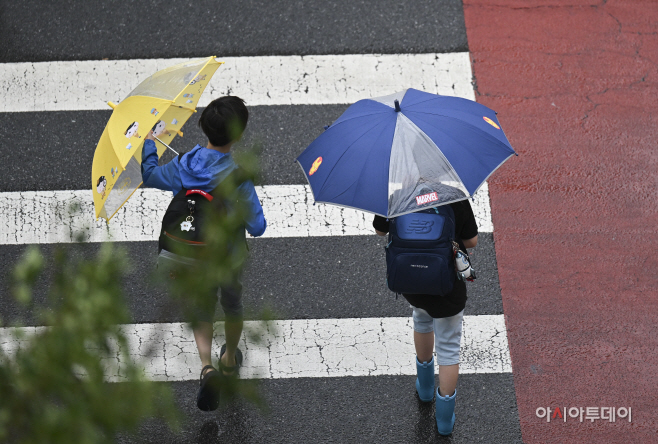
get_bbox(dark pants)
[156,249,244,323]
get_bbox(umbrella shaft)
[154,136,179,156]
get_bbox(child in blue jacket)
[142,96,266,411]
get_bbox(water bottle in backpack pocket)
[385,206,456,296]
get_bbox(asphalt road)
[0,0,468,62]
[0,1,523,442]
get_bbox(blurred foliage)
[0,244,179,444]
[0,142,276,442]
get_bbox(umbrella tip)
[324,125,330,130]
[394,100,401,112]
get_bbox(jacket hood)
[178,145,237,191]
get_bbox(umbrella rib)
[407,107,493,121]
[410,115,513,191]
[296,159,373,210]
[396,114,469,193]
[470,151,517,196]
[401,94,494,116]
[402,96,440,108]
[411,110,510,136]
[327,109,390,130]
[408,111,514,154]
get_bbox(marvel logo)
[416,192,438,205]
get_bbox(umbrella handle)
[154,136,179,156]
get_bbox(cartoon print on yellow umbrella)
[96,176,107,199]
[152,120,169,137]
[190,74,206,84]
[125,121,141,138]
[91,56,224,221]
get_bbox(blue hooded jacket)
[141,139,267,237]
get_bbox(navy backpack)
[385,206,456,296]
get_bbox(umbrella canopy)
[296,88,517,218]
[92,56,223,220]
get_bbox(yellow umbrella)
[91,56,223,221]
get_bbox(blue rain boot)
[435,387,456,436]
[415,356,435,402]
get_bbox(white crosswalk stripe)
[0,183,493,245]
[0,53,474,112]
[0,315,510,382]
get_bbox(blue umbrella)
[296,88,517,218]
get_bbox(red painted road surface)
[463,1,658,442]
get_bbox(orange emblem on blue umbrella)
[309,156,323,175]
[483,116,500,129]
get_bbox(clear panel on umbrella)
[388,114,468,216]
[126,58,209,101]
[370,90,408,108]
[103,157,143,220]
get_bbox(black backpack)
[158,164,247,258]
[385,206,457,296]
